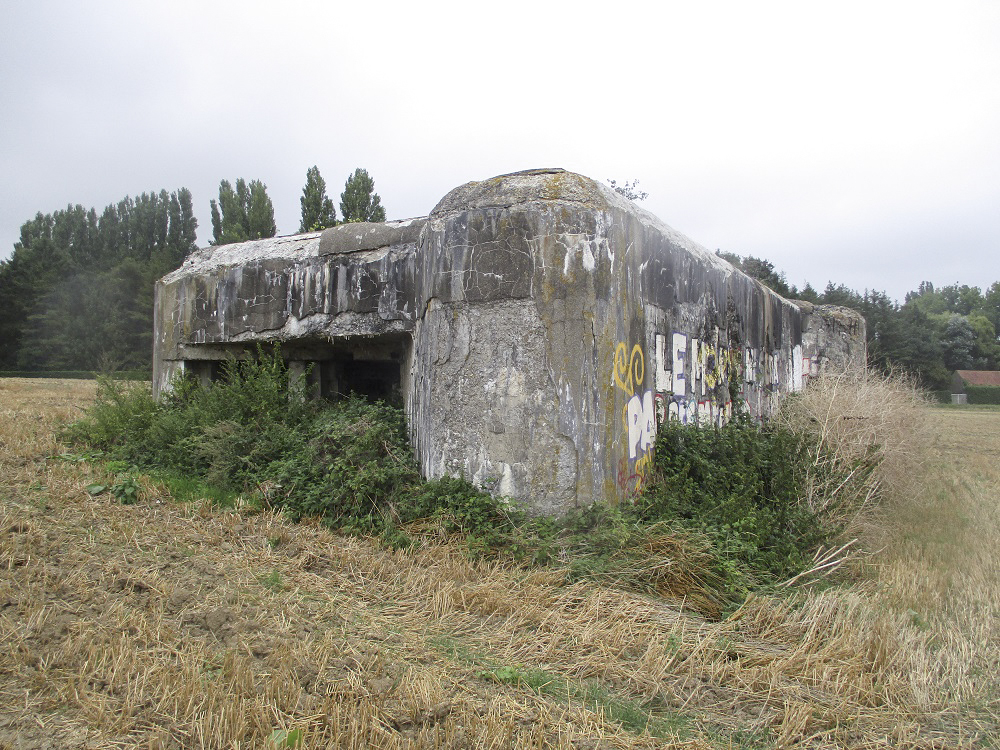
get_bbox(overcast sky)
[2,1,997,302]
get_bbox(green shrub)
[401,476,520,533]
[633,415,828,587]
[269,397,421,528]
[966,384,1000,405]
[64,378,160,461]
[68,346,508,545]
[68,345,317,485]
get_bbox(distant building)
[951,370,1000,404]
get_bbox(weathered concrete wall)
[796,300,867,379]
[154,168,865,513]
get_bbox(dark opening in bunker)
[183,359,223,386]
[289,332,409,406]
[334,359,401,402]
[177,332,410,405]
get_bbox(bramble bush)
[269,397,421,529]
[68,346,503,543]
[69,347,905,612]
[66,346,314,485]
[632,415,829,592]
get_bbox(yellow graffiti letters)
[613,342,644,397]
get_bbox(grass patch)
[428,634,480,666]
[431,636,690,740]
[144,469,241,508]
[931,402,1000,412]
[259,570,284,591]
[480,664,688,738]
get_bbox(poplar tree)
[299,166,337,232]
[339,168,386,223]
[166,188,198,269]
[210,178,277,245]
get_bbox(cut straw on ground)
[0,377,995,748]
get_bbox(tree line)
[0,167,385,372]
[2,169,996,391]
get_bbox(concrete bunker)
[154,169,865,515]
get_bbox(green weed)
[429,635,479,665]
[268,728,302,748]
[86,474,141,505]
[259,570,284,591]
[111,476,140,505]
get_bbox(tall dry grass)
[776,367,933,545]
[768,370,998,743]
[0,376,995,748]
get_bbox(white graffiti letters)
[671,333,687,394]
[626,390,656,459]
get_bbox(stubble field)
[0,378,997,749]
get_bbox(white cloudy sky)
[1,1,997,302]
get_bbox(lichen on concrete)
[154,169,866,513]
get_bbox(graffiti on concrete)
[613,342,644,398]
[610,324,818,498]
[613,331,741,498]
[613,341,656,497]
[651,330,741,429]
[626,391,657,460]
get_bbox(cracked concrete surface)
[154,169,865,513]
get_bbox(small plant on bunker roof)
[607,179,649,202]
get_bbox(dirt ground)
[0,379,995,749]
